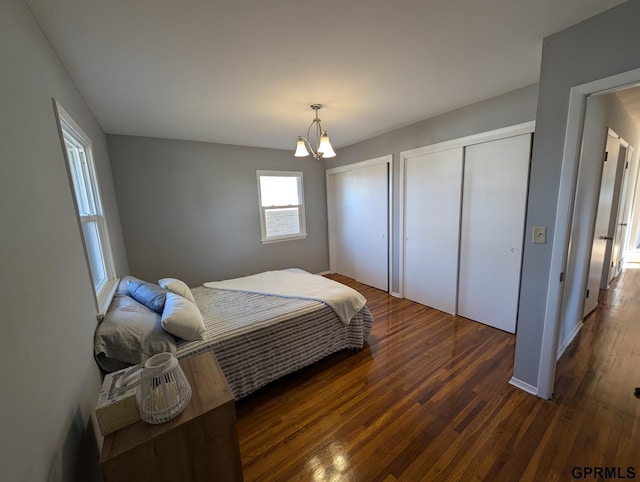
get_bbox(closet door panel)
[330,170,356,280]
[458,134,531,333]
[328,162,389,291]
[404,148,463,314]
[354,162,389,291]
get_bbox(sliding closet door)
[404,148,463,314]
[330,170,357,280]
[353,162,389,290]
[328,161,389,291]
[457,134,531,333]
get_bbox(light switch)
[533,226,546,244]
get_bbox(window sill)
[96,278,119,321]
[261,234,308,244]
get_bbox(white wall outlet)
[533,226,546,244]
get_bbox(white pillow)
[158,277,196,304]
[161,292,205,341]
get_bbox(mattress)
[176,287,373,400]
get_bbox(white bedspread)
[203,270,366,325]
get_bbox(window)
[56,102,116,313]
[257,170,307,243]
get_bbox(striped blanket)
[176,286,373,399]
[203,270,367,325]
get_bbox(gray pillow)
[94,294,176,372]
[127,279,169,313]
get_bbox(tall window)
[257,170,307,243]
[56,102,116,313]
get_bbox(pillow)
[127,279,169,313]
[115,275,144,296]
[161,292,205,341]
[94,294,177,372]
[158,277,196,304]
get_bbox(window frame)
[55,101,117,315]
[256,170,307,243]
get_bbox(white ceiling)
[25,0,627,151]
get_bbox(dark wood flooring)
[235,270,640,481]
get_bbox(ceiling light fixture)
[294,104,336,160]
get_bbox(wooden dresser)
[99,350,244,482]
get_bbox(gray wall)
[109,86,538,292]
[0,1,128,481]
[557,92,640,357]
[325,84,539,293]
[513,0,640,388]
[108,135,329,286]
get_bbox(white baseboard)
[509,377,538,396]
[315,270,332,276]
[556,320,583,361]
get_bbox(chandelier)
[294,104,336,160]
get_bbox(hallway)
[542,263,640,477]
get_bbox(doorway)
[538,70,640,399]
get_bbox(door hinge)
[604,151,608,162]
[559,272,565,282]
[626,161,629,169]
[586,288,590,299]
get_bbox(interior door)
[584,131,620,316]
[457,134,531,333]
[609,145,632,281]
[328,161,389,291]
[623,148,640,263]
[404,147,463,314]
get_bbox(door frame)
[326,155,393,293]
[398,121,535,298]
[537,67,640,400]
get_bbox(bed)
[94,269,373,400]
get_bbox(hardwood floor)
[235,271,640,481]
